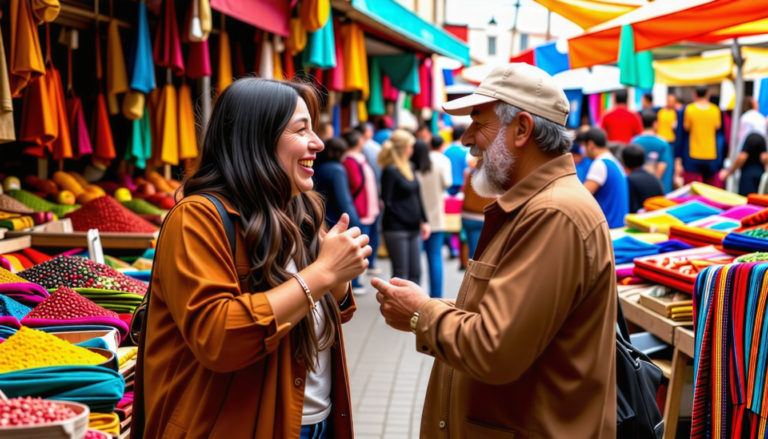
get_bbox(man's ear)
[512,112,535,149]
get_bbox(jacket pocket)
[465,419,516,438]
[162,422,188,439]
[461,260,497,310]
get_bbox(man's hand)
[372,277,431,332]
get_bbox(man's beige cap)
[443,63,570,126]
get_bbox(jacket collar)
[493,153,577,214]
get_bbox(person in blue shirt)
[443,126,469,195]
[572,131,593,183]
[373,116,394,145]
[582,128,629,229]
[631,111,674,193]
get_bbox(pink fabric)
[670,195,733,210]
[118,313,133,329]
[326,18,344,91]
[444,197,462,214]
[210,0,290,37]
[616,265,635,279]
[21,316,129,342]
[0,283,50,307]
[718,204,763,220]
[0,316,21,329]
[187,40,212,79]
[382,75,399,101]
[343,153,379,225]
[118,391,134,408]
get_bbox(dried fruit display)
[18,256,147,294]
[64,196,157,233]
[0,397,78,426]
[25,286,119,320]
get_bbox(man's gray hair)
[494,101,573,155]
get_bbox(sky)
[445,0,584,38]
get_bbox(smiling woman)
[137,78,372,439]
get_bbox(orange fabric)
[668,224,727,245]
[533,0,642,30]
[748,194,768,207]
[47,67,72,160]
[568,0,768,69]
[30,0,59,24]
[0,20,15,144]
[742,208,768,228]
[91,94,116,160]
[141,195,355,438]
[177,83,198,160]
[217,31,232,93]
[643,196,678,212]
[19,66,56,154]
[9,0,45,97]
[106,20,129,115]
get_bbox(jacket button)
[294,378,303,387]
[439,421,445,429]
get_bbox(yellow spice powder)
[0,327,106,374]
[0,267,29,284]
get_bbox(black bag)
[130,194,237,439]
[616,299,665,439]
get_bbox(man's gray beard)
[471,128,514,198]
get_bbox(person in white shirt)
[738,97,767,151]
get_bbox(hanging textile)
[45,25,72,161]
[187,39,211,79]
[182,0,211,42]
[272,44,284,81]
[258,38,274,80]
[106,20,128,115]
[618,24,654,89]
[326,18,344,91]
[302,9,335,70]
[412,58,432,110]
[283,52,296,80]
[153,84,179,166]
[30,0,59,24]
[375,54,420,95]
[286,18,307,56]
[217,29,233,92]
[92,21,115,162]
[564,89,582,129]
[19,64,56,149]
[154,0,184,75]
[431,55,446,112]
[368,58,385,117]
[127,1,156,94]
[300,0,329,32]
[66,95,93,158]
[533,41,570,77]
[0,19,16,144]
[9,0,45,97]
[381,74,399,101]
[341,22,368,101]
[178,83,198,160]
[124,107,152,169]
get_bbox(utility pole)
[545,10,551,41]
[511,0,521,55]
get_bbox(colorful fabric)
[187,39,211,79]
[90,94,116,161]
[89,412,120,435]
[302,9,335,70]
[669,225,728,247]
[742,208,768,228]
[153,0,184,75]
[178,83,198,160]
[341,22,368,100]
[666,201,723,224]
[124,107,152,169]
[618,24,654,89]
[718,205,764,222]
[127,1,155,94]
[723,232,768,254]
[153,84,179,166]
[106,20,128,115]
[9,0,45,97]
[534,41,569,76]
[368,58,385,116]
[0,18,15,144]
[376,54,420,95]
[748,194,768,207]
[67,94,93,157]
[300,0,330,32]
[217,30,232,92]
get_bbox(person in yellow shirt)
[677,86,722,187]
[656,94,678,143]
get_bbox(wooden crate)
[6,219,157,249]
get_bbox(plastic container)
[0,400,90,439]
[629,332,669,356]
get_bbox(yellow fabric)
[107,20,129,116]
[122,90,145,120]
[300,0,330,32]
[653,54,733,86]
[200,0,212,40]
[177,83,198,160]
[656,108,676,143]
[30,0,59,24]
[743,47,768,77]
[342,23,369,100]
[697,17,768,43]
[10,0,46,97]
[533,0,643,30]
[272,47,284,81]
[683,103,721,160]
[155,84,179,166]
[624,212,684,233]
[286,18,307,56]
[0,21,15,144]
[691,182,747,206]
[217,31,232,93]
[88,413,120,435]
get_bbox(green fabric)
[403,94,412,111]
[351,0,469,66]
[0,365,125,413]
[124,108,152,169]
[368,58,385,116]
[618,24,655,89]
[302,9,336,70]
[375,54,420,95]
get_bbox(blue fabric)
[655,240,693,253]
[593,157,629,229]
[127,2,156,93]
[314,162,361,228]
[302,10,336,70]
[332,104,341,141]
[666,201,722,223]
[631,134,674,193]
[462,218,484,259]
[300,419,328,439]
[760,78,768,118]
[444,143,469,187]
[424,231,444,298]
[564,89,583,129]
[0,325,17,339]
[575,157,593,183]
[534,41,570,76]
[442,68,454,86]
[723,232,768,253]
[75,338,111,351]
[0,366,125,413]
[373,129,393,145]
[0,295,31,319]
[141,248,155,260]
[124,270,152,282]
[612,236,659,265]
[368,213,381,270]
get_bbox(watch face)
[410,315,419,331]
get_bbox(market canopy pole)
[727,38,744,193]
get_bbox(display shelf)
[0,236,31,253]
[619,295,690,344]
[6,218,156,250]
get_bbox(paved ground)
[343,253,464,439]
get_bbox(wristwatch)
[410,311,420,333]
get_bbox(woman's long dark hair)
[410,139,432,173]
[183,78,340,371]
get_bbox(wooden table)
[619,295,694,439]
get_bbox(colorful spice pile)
[0,397,78,427]
[0,327,106,373]
[6,189,80,217]
[64,196,156,233]
[24,287,119,320]
[18,256,147,294]
[0,295,31,319]
[0,266,29,284]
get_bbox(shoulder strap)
[200,194,237,257]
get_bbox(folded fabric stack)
[719,205,764,221]
[0,211,34,230]
[0,267,49,306]
[643,196,678,212]
[668,225,728,248]
[0,295,31,329]
[613,236,692,265]
[722,230,768,254]
[665,201,723,224]
[633,246,734,293]
[741,207,768,228]
[639,288,694,322]
[747,193,768,207]
[625,201,721,233]
[59,288,144,314]
[687,215,741,232]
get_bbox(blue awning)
[349,0,470,66]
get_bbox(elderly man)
[372,63,617,438]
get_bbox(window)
[520,33,529,51]
[488,36,497,56]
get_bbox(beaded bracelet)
[293,274,315,310]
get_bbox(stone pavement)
[343,254,465,439]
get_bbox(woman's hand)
[718,169,730,183]
[420,222,431,241]
[317,214,372,285]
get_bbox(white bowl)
[0,399,90,439]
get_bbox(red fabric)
[509,48,535,65]
[444,24,468,42]
[21,248,52,265]
[5,253,33,269]
[153,0,184,75]
[283,52,295,80]
[600,107,642,143]
[187,40,211,79]
[632,266,694,294]
[326,18,345,91]
[343,156,367,218]
[412,58,432,110]
[210,0,290,37]
[91,94,116,160]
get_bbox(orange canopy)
[568,0,768,69]
[533,0,644,30]
[693,18,768,44]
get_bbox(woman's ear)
[512,113,535,148]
